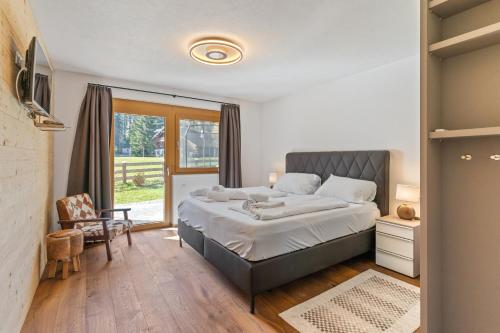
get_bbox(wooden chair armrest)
[58,217,109,224]
[96,208,131,213]
[96,208,131,220]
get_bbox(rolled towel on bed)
[190,188,209,197]
[249,193,269,202]
[212,185,225,192]
[207,190,230,202]
[250,201,285,209]
[242,198,283,210]
[242,198,257,210]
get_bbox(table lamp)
[395,184,419,220]
[269,172,278,188]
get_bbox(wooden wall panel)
[0,1,53,332]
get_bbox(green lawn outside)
[114,156,164,204]
[113,155,217,205]
[114,178,164,204]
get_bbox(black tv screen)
[24,37,53,116]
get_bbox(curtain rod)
[89,83,237,106]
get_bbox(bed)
[178,150,390,313]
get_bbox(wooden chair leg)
[72,256,79,272]
[47,260,57,278]
[126,229,132,246]
[105,240,112,261]
[77,255,81,270]
[62,261,69,279]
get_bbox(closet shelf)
[429,126,500,139]
[429,0,489,18]
[429,21,500,57]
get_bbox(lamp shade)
[396,184,420,203]
[269,172,278,185]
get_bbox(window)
[179,119,219,168]
[175,108,219,173]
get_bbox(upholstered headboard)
[286,151,390,216]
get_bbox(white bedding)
[178,187,380,261]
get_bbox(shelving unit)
[422,0,500,332]
[429,126,500,139]
[429,0,489,17]
[33,114,67,131]
[429,21,500,57]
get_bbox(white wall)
[260,56,420,215]
[51,70,262,229]
[172,174,219,223]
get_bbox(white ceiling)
[29,0,419,103]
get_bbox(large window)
[175,108,219,173]
[179,119,219,169]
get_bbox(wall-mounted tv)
[23,37,53,117]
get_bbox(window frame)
[174,106,220,174]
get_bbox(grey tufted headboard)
[286,150,390,216]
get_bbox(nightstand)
[375,215,420,278]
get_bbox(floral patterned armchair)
[56,193,132,261]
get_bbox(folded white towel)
[249,193,269,202]
[242,198,284,210]
[207,190,230,202]
[227,189,248,200]
[232,197,349,220]
[229,206,257,218]
[212,185,225,192]
[253,198,348,220]
[190,188,209,197]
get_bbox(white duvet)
[178,187,380,261]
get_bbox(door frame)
[111,99,220,229]
[112,98,175,229]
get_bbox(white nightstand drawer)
[376,232,414,259]
[376,249,415,277]
[376,221,414,240]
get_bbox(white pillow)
[314,174,377,203]
[273,173,321,195]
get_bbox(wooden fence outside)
[114,161,164,183]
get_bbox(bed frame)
[178,150,390,313]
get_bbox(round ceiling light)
[189,38,243,65]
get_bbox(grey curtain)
[219,104,242,188]
[67,84,113,211]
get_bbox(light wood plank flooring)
[22,228,420,332]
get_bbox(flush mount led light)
[189,38,243,65]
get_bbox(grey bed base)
[178,150,390,313]
[178,219,375,313]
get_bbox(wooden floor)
[22,228,420,333]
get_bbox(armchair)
[56,193,133,261]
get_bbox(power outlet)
[14,51,23,68]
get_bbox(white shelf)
[429,0,489,18]
[429,126,500,139]
[429,21,500,57]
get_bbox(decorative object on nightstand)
[376,215,420,278]
[268,172,278,188]
[395,184,419,220]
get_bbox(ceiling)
[29,0,419,103]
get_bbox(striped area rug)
[280,269,420,333]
